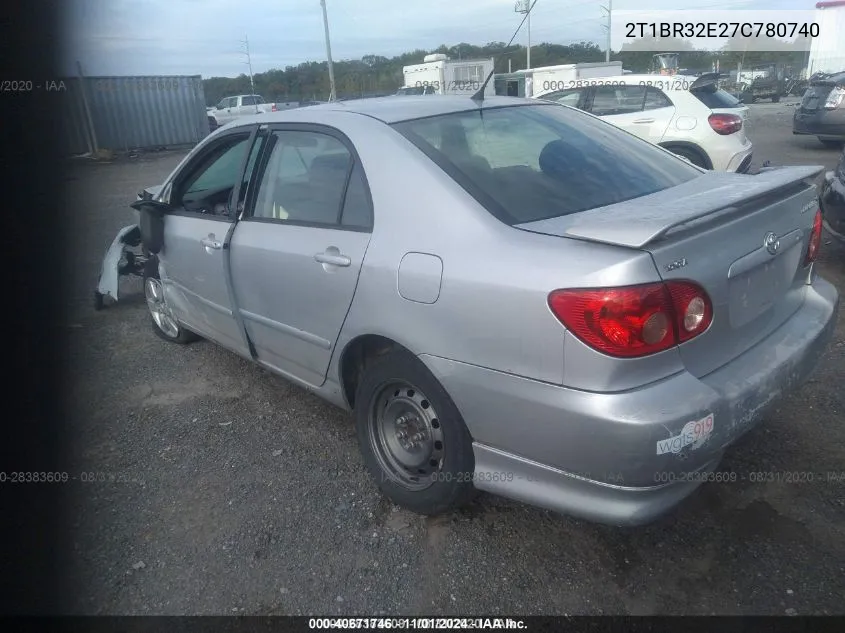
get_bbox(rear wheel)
[666,145,708,169]
[143,258,199,344]
[772,94,780,103]
[354,350,476,515]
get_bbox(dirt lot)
[59,101,845,615]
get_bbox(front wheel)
[772,95,780,103]
[354,350,476,515]
[143,258,199,344]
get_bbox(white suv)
[533,74,753,172]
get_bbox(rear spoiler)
[518,166,824,249]
[689,73,721,91]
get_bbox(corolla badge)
[664,257,687,272]
[764,231,780,255]
[800,200,817,215]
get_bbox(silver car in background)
[128,96,838,526]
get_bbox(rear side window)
[393,104,699,225]
[692,86,742,109]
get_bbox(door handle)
[633,118,655,124]
[314,252,351,267]
[200,237,222,250]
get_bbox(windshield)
[392,104,699,225]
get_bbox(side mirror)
[130,200,173,254]
[216,104,223,110]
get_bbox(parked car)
[125,96,837,527]
[208,94,276,128]
[533,74,753,172]
[793,71,845,148]
[821,148,845,243]
[395,85,436,96]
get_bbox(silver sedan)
[127,96,839,526]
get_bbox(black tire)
[354,349,476,515]
[819,138,845,149]
[94,290,105,311]
[772,95,780,103]
[143,258,199,344]
[667,145,708,169]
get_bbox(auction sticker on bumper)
[656,414,715,455]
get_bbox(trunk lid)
[517,166,823,377]
[799,73,845,112]
[800,84,834,112]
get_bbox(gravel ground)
[56,102,845,616]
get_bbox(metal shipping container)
[61,75,209,156]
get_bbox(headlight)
[823,86,845,109]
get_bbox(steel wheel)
[368,381,445,491]
[145,277,180,339]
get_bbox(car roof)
[225,95,534,126]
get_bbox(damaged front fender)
[95,224,142,308]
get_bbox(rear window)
[392,104,699,225]
[692,85,742,109]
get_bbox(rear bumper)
[421,278,839,526]
[723,144,753,173]
[793,108,845,139]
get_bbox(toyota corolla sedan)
[126,96,838,526]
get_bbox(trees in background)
[201,40,807,105]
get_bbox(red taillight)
[708,113,743,135]
[548,281,713,358]
[271,103,278,112]
[805,209,823,266]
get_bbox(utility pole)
[320,0,337,102]
[600,0,612,62]
[240,35,257,112]
[514,0,535,70]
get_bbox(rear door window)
[393,104,699,225]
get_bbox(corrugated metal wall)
[61,75,210,156]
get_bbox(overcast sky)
[63,0,806,78]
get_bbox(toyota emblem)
[764,231,780,255]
